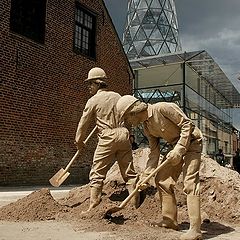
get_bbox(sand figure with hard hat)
[75,68,140,213]
[116,95,203,240]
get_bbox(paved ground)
[0,221,114,240]
[0,186,240,240]
[0,186,117,240]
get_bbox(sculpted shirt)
[75,89,121,144]
[143,102,201,173]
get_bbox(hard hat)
[84,67,107,83]
[116,95,139,120]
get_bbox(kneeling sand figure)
[116,95,203,240]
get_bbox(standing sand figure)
[75,68,139,212]
[116,95,203,240]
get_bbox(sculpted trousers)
[89,127,138,189]
[155,139,202,197]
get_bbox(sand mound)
[0,188,66,221]
[198,155,240,223]
[0,148,239,230]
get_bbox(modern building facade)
[122,0,240,160]
[130,51,240,158]
[1,0,133,186]
[122,0,181,59]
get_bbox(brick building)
[0,0,133,186]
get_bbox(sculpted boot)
[180,195,202,240]
[82,186,102,213]
[151,194,179,230]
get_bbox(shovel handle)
[118,156,170,209]
[83,126,98,144]
[119,186,139,209]
[139,156,170,185]
[65,126,98,172]
[64,150,80,172]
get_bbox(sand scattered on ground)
[0,148,239,235]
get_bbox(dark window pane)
[10,0,46,43]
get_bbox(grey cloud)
[104,0,240,91]
[104,0,128,34]
[176,0,240,37]
[105,0,240,87]
[104,0,240,127]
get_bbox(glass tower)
[123,0,182,59]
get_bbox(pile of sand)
[198,157,240,223]
[0,188,66,221]
[0,148,239,231]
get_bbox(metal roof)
[129,50,240,107]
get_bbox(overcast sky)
[104,0,240,129]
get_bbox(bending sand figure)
[116,95,203,240]
[75,68,139,213]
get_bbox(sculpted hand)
[74,140,85,150]
[166,144,186,166]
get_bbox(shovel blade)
[104,206,123,219]
[49,168,70,187]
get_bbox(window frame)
[73,2,97,59]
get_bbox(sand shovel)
[49,126,97,187]
[104,156,170,218]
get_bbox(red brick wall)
[0,0,133,186]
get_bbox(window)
[10,0,46,43]
[74,3,96,59]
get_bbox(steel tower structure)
[123,0,182,59]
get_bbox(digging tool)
[49,126,97,187]
[104,156,170,218]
